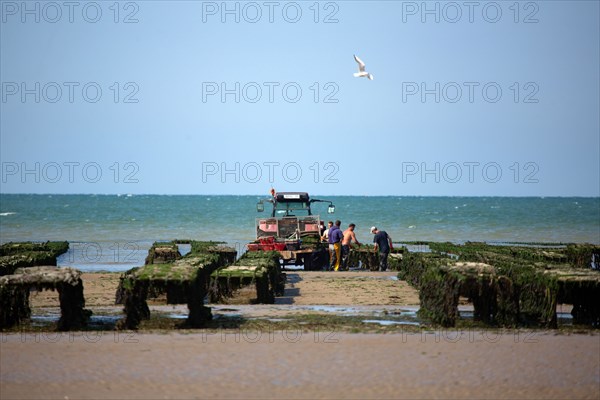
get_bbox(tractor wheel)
[302,254,313,271]
[311,248,329,271]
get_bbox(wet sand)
[276,271,420,306]
[6,271,599,399]
[28,270,421,308]
[2,331,598,399]
[29,272,122,308]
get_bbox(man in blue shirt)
[371,226,393,271]
[328,220,343,271]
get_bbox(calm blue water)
[1,194,598,271]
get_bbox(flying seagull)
[353,54,373,80]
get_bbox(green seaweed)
[0,241,70,276]
[116,244,232,330]
[144,241,181,265]
[398,242,599,328]
[0,266,90,330]
[208,251,281,304]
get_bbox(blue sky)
[1,0,599,196]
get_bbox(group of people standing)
[321,221,393,272]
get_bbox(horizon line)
[1,193,599,199]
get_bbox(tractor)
[247,191,336,270]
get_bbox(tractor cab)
[257,192,335,218]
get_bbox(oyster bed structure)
[208,251,284,304]
[0,241,89,330]
[115,241,236,329]
[2,240,598,331]
[398,242,600,327]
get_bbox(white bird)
[353,54,373,80]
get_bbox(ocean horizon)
[1,194,599,271]
[3,193,600,198]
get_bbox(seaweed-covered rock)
[0,266,90,330]
[565,244,600,269]
[190,240,237,265]
[0,241,69,257]
[144,242,181,265]
[347,246,378,271]
[398,242,600,328]
[0,284,30,328]
[0,241,69,276]
[116,248,230,329]
[208,251,281,304]
[116,276,150,330]
[418,264,462,327]
[388,251,404,271]
[346,246,405,271]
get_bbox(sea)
[1,194,598,272]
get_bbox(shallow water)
[362,319,420,326]
[20,303,581,331]
[56,242,197,272]
[30,312,120,327]
[3,195,598,253]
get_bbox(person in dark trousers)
[371,226,393,271]
[328,220,343,271]
[341,223,360,270]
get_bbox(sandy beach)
[27,270,421,308]
[2,271,599,399]
[2,330,599,399]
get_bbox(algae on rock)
[208,251,283,304]
[116,241,237,330]
[0,266,90,330]
[398,242,600,328]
